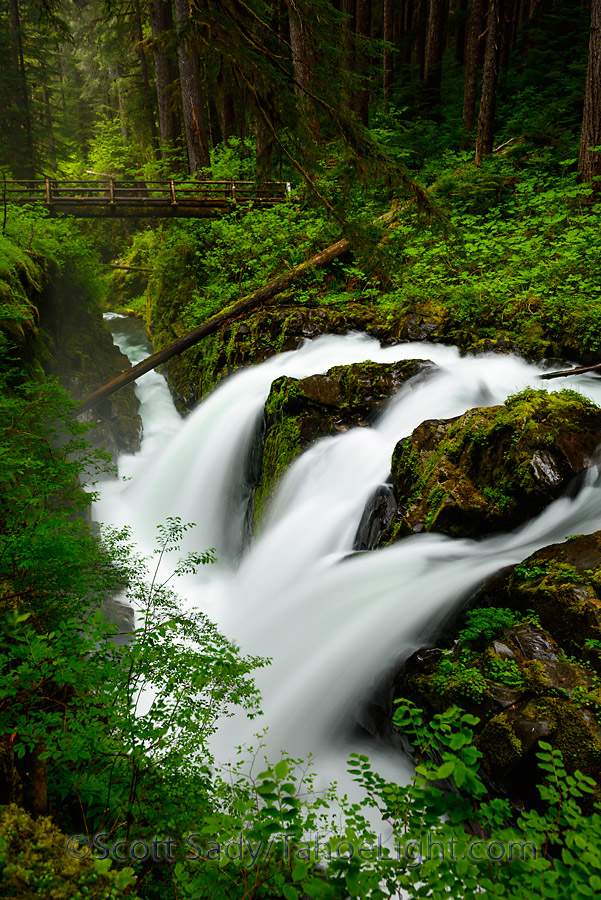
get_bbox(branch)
[78,200,411,412]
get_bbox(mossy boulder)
[0,804,139,899]
[396,619,601,808]
[473,531,601,663]
[252,358,435,529]
[386,388,601,540]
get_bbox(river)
[94,313,601,812]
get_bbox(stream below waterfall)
[95,313,601,810]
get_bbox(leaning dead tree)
[79,201,411,413]
[540,361,601,381]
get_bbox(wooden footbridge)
[3,178,292,218]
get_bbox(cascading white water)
[96,315,601,803]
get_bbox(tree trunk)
[475,0,504,165]
[149,0,182,162]
[342,0,356,108]
[43,87,57,172]
[423,0,448,111]
[134,0,159,152]
[174,0,211,172]
[287,0,320,138]
[579,0,601,189]
[501,0,518,69]
[30,742,47,818]
[355,0,371,125]
[342,0,356,74]
[383,0,394,106]
[116,67,129,145]
[462,0,486,137]
[218,63,237,144]
[7,0,33,176]
[454,0,469,65]
[399,0,414,65]
[414,0,428,79]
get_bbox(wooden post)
[109,179,115,203]
[45,177,51,205]
[231,181,236,203]
[170,180,177,204]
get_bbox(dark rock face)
[354,485,397,551]
[38,282,142,460]
[252,359,437,529]
[385,389,601,541]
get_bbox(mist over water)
[96,315,601,800]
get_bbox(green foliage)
[460,607,518,643]
[343,700,601,900]
[204,139,257,181]
[0,378,114,612]
[379,150,601,358]
[486,657,524,689]
[433,651,489,700]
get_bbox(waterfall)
[96,315,601,803]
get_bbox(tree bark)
[7,0,33,176]
[454,0,469,65]
[501,0,518,69]
[462,0,486,137]
[383,0,394,106]
[342,0,356,73]
[423,0,449,111]
[149,0,182,162]
[218,63,237,143]
[414,0,428,79]
[475,0,504,165]
[79,201,413,413]
[43,87,57,172]
[133,0,159,153]
[540,360,601,380]
[287,0,320,138]
[30,742,47,818]
[174,0,211,172]
[579,0,601,189]
[355,0,371,125]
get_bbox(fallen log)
[540,362,601,380]
[79,201,409,412]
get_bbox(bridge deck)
[3,178,292,218]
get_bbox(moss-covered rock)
[0,804,139,899]
[396,617,601,807]
[151,302,397,409]
[386,388,601,540]
[473,532,601,662]
[252,358,435,529]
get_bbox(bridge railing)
[2,179,292,205]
